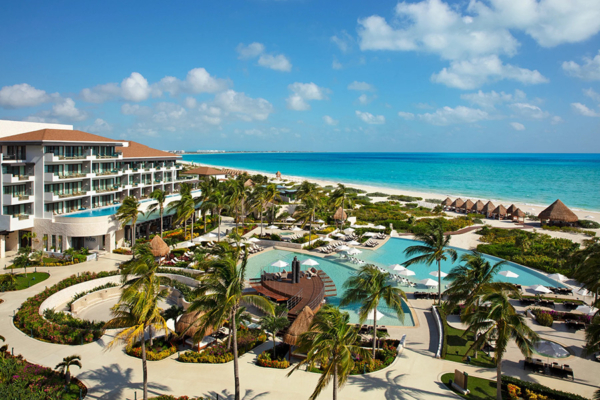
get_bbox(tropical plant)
[583,316,600,356]
[574,240,600,304]
[340,265,406,358]
[168,183,195,239]
[54,354,82,384]
[250,186,268,236]
[259,304,290,358]
[462,288,539,400]
[116,196,145,250]
[287,305,370,400]
[12,248,30,277]
[197,177,217,234]
[148,189,167,237]
[262,183,281,224]
[329,184,355,229]
[404,218,458,304]
[296,193,322,244]
[225,180,244,230]
[206,190,230,240]
[185,244,273,400]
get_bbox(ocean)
[182,153,600,211]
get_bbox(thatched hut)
[333,207,347,222]
[538,199,578,226]
[442,197,453,209]
[506,204,518,216]
[472,200,485,214]
[463,199,474,213]
[513,208,526,223]
[244,179,255,188]
[276,171,282,179]
[176,311,214,341]
[493,205,508,219]
[451,198,465,211]
[482,201,495,218]
[150,235,170,257]
[283,306,315,346]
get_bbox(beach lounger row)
[546,286,573,295]
[316,241,343,253]
[238,245,265,258]
[363,239,379,247]
[524,358,574,380]
[414,291,439,300]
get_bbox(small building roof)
[472,200,485,212]
[442,197,453,206]
[513,208,526,217]
[182,166,224,176]
[482,201,496,214]
[493,205,508,215]
[538,199,578,223]
[176,311,214,339]
[451,198,465,208]
[333,206,347,221]
[0,129,122,144]
[464,199,475,210]
[150,235,170,257]
[283,306,315,346]
[244,179,255,187]
[506,204,518,215]
[118,141,179,159]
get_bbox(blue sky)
[1,0,599,152]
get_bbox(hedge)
[127,339,177,361]
[257,350,290,369]
[502,376,588,400]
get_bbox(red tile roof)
[118,141,180,159]
[0,129,122,143]
[182,166,224,176]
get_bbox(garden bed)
[179,329,267,364]
[256,343,290,369]
[308,345,398,375]
[127,338,177,361]
[441,372,499,400]
[0,272,49,291]
[529,308,592,324]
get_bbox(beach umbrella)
[429,271,448,278]
[345,248,362,255]
[334,232,346,238]
[531,285,552,294]
[364,232,378,237]
[316,219,325,223]
[204,232,217,238]
[584,215,594,219]
[267,225,279,229]
[499,270,519,278]
[336,245,350,252]
[302,259,319,266]
[248,237,260,243]
[365,309,385,321]
[575,287,590,296]
[322,237,334,242]
[347,240,360,246]
[420,278,439,287]
[390,264,406,271]
[271,260,289,268]
[575,305,598,315]
[398,269,415,277]
[548,273,568,282]
[343,228,355,234]
[373,225,386,230]
[292,226,302,231]
[534,341,570,359]
[286,217,295,222]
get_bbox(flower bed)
[256,343,290,369]
[13,271,118,345]
[0,349,87,399]
[308,345,398,375]
[127,338,177,361]
[179,329,267,364]
[530,308,592,324]
[503,376,587,400]
[112,248,132,255]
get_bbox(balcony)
[93,186,121,194]
[44,172,88,182]
[2,173,34,183]
[94,153,122,160]
[44,191,88,202]
[94,169,121,177]
[0,214,34,230]
[44,153,90,163]
[3,192,33,205]
[2,154,26,163]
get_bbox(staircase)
[317,270,337,297]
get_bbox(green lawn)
[443,316,496,368]
[14,272,49,290]
[441,373,503,400]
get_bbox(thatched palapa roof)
[451,198,464,209]
[493,205,508,215]
[464,199,475,210]
[442,197,453,206]
[513,208,526,218]
[283,306,315,346]
[150,235,170,257]
[244,179,255,187]
[176,311,214,339]
[538,199,578,223]
[472,200,485,212]
[482,201,495,214]
[506,204,518,215]
[333,207,347,221]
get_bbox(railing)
[97,170,119,176]
[16,214,30,220]
[95,186,119,193]
[17,175,31,180]
[306,283,325,311]
[58,173,86,179]
[58,191,86,199]
[96,154,119,159]
[16,194,31,201]
[287,289,303,311]
[58,155,85,160]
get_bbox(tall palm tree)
[105,276,169,400]
[250,187,268,236]
[12,248,30,278]
[186,244,273,400]
[168,183,195,239]
[262,184,280,224]
[340,265,406,358]
[296,180,319,201]
[148,189,167,237]
[445,251,518,310]
[196,178,215,234]
[574,240,600,304]
[297,195,322,244]
[116,196,145,250]
[404,219,457,304]
[287,305,370,400]
[329,184,354,229]
[583,316,600,357]
[259,304,290,358]
[225,180,244,231]
[462,288,539,400]
[206,191,230,240]
[54,355,82,385]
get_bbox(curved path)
[0,254,598,399]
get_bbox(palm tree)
[574,240,600,304]
[287,305,370,400]
[225,180,244,231]
[329,184,354,229]
[54,355,82,385]
[116,196,145,250]
[250,187,268,236]
[462,288,539,400]
[206,191,230,240]
[259,304,290,358]
[583,316,600,356]
[262,184,280,224]
[340,265,406,358]
[403,219,457,304]
[445,251,518,310]
[296,180,319,201]
[196,178,215,234]
[296,196,321,244]
[186,245,273,400]
[13,248,30,278]
[105,276,169,400]
[0,273,18,291]
[168,183,195,240]
[148,189,167,237]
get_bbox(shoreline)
[180,159,600,218]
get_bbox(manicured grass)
[14,272,49,289]
[441,372,503,400]
[443,316,496,368]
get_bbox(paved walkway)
[0,253,598,399]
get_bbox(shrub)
[425,198,442,204]
[257,348,290,369]
[179,330,266,364]
[127,338,177,361]
[305,239,327,250]
[536,312,553,327]
[388,194,422,202]
[112,248,132,255]
[366,192,389,197]
[579,219,600,229]
[501,376,588,400]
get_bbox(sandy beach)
[182,159,600,222]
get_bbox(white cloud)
[562,51,600,81]
[236,42,265,59]
[83,118,113,134]
[414,102,435,109]
[185,68,229,93]
[551,116,564,124]
[583,87,600,102]
[236,42,292,72]
[510,102,550,119]
[357,94,377,105]
[121,72,151,102]
[121,103,151,116]
[332,59,343,70]
[258,54,292,72]
[431,56,548,89]
[571,102,599,117]
[348,81,376,91]
[355,110,385,124]
[398,111,415,120]
[357,0,600,59]
[460,89,526,108]
[417,105,489,125]
[323,115,339,126]
[214,90,274,121]
[80,83,121,103]
[51,98,88,121]
[184,97,197,109]
[510,122,525,131]
[0,83,54,108]
[331,31,354,53]
[286,82,329,111]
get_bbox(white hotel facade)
[0,120,198,258]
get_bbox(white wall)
[0,120,73,138]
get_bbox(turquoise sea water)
[183,153,600,211]
[245,238,564,326]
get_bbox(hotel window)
[44,146,63,155]
[6,146,26,160]
[64,146,84,158]
[4,204,29,216]
[45,202,64,214]
[45,165,63,175]
[64,199,82,212]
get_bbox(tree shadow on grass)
[203,388,271,400]
[79,363,169,399]
[351,370,453,399]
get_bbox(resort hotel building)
[0,120,200,258]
